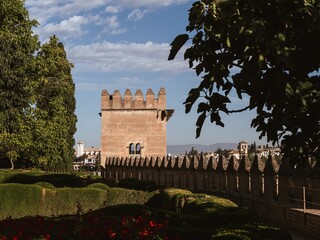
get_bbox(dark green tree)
[0,0,39,168]
[188,146,198,156]
[215,147,222,155]
[249,142,257,154]
[169,0,320,165]
[33,35,77,171]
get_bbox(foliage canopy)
[33,35,77,170]
[0,0,77,170]
[0,0,39,167]
[169,0,320,164]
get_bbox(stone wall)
[103,155,320,238]
[100,88,173,166]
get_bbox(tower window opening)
[129,143,135,154]
[136,143,141,155]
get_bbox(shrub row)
[0,182,293,239]
[147,188,259,230]
[0,183,154,220]
[2,173,85,187]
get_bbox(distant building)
[74,141,101,171]
[100,88,174,166]
[227,149,240,159]
[76,141,84,158]
[238,141,248,158]
[256,145,281,158]
[83,147,100,165]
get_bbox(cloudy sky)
[25,0,267,149]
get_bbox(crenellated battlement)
[100,87,174,163]
[101,87,166,110]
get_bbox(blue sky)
[25,0,267,148]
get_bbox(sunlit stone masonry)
[100,88,174,166]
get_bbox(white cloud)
[76,83,100,91]
[103,16,127,35]
[39,16,89,40]
[114,0,190,8]
[128,9,148,21]
[26,0,107,24]
[105,5,122,14]
[26,0,191,41]
[68,41,188,73]
[26,0,191,25]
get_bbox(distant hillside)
[167,143,237,155]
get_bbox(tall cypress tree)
[34,35,77,171]
[0,0,39,168]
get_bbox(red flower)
[149,220,157,227]
[107,230,117,238]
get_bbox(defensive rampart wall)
[104,155,320,238]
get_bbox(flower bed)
[0,209,175,240]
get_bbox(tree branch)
[227,105,251,113]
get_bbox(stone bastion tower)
[100,87,174,166]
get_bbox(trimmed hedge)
[211,223,293,240]
[0,183,154,220]
[0,173,293,240]
[0,184,43,219]
[106,187,154,206]
[147,188,259,230]
[2,173,84,187]
[147,188,194,212]
[33,182,56,189]
[87,182,110,191]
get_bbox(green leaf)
[171,0,320,163]
[196,112,206,138]
[277,33,286,42]
[168,34,189,60]
[184,88,200,113]
[226,36,231,48]
[197,102,208,113]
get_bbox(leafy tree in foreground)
[169,0,320,165]
[34,35,77,171]
[0,0,39,168]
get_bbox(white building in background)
[74,141,101,171]
[256,145,281,158]
[76,141,85,158]
[83,147,101,164]
[238,141,248,158]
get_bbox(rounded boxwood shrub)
[88,183,110,191]
[146,188,193,212]
[33,182,55,189]
[182,194,238,215]
[88,177,117,187]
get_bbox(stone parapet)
[101,88,167,110]
[103,155,320,208]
